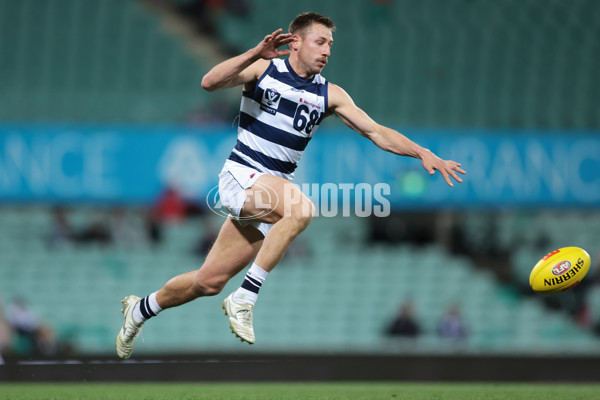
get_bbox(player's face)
[295,23,333,76]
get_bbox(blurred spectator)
[76,218,111,245]
[176,0,250,37]
[145,209,163,246]
[46,206,180,249]
[155,187,188,223]
[575,303,592,328]
[6,297,39,352]
[0,298,13,361]
[385,301,421,338]
[5,297,62,356]
[46,207,75,248]
[224,0,250,15]
[176,0,218,36]
[109,208,147,248]
[47,208,110,247]
[187,99,238,126]
[194,216,220,257]
[282,237,311,262]
[35,324,58,356]
[437,304,468,340]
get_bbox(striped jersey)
[227,58,328,180]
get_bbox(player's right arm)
[328,83,466,187]
[201,29,293,92]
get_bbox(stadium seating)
[0,207,597,355]
[213,0,600,130]
[1,0,598,128]
[0,0,214,123]
[0,0,596,128]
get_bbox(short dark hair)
[288,12,336,36]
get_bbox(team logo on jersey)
[261,88,281,115]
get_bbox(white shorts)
[218,160,273,237]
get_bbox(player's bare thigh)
[240,174,314,224]
[194,218,264,291]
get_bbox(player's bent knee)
[288,199,314,232]
[192,275,228,297]
[194,282,223,297]
[297,208,314,231]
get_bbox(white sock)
[132,291,163,324]
[233,263,269,306]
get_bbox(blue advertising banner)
[0,125,599,208]
[300,130,600,208]
[0,125,236,204]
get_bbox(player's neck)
[287,57,314,80]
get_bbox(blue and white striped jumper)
[226,58,328,181]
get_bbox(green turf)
[0,383,599,400]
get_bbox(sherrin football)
[529,247,591,294]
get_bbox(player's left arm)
[327,83,466,187]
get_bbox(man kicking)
[116,12,465,359]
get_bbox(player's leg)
[156,218,264,308]
[222,174,314,344]
[241,174,315,270]
[116,218,263,359]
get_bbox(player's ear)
[290,34,301,51]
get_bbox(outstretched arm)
[328,83,466,187]
[201,29,294,92]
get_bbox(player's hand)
[254,29,293,60]
[420,150,466,187]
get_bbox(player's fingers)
[446,160,466,175]
[440,169,453,187]
[264,30,279,43]
[449,162,466,174]
[277,49,292,56]
[268,29,284,42]
[275,37,293,46]
[448,169,463,183]
[277,36,294,45]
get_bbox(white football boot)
[222,292,255,344]
[115,295,143,359]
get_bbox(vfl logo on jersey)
[260,88,281,115]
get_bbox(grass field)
[0,383,599,400]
